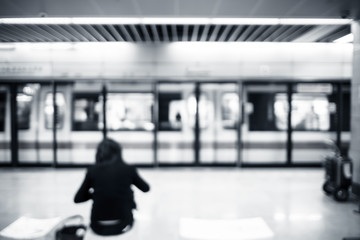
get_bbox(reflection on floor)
[0,168,359,240]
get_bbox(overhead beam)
[151,25,160,42]
[209,25,221,41]
[1,25,35,42]
[140,25,152,42]
[200,25,210,41]
[31,25,63,42]
[171,25,178,42]
[22,25,54,42]
[191,25,200,41]
[161,25,169,42]
[40,25,72,41]
[52,25,82,41]
[183,25,189,41]
[292,25,340,42]
[227,25,244,41]
[107,25,124,41]
[237,25,255,41]
[273,26,299,41]
[95,25,116,41]
[129,25,142,42]
[263,25,290,41]
[118,25,134,41]
[218,25,232,42]
[246,25,268,41]
[71,25,97,41]
[84,25,107,41]
[0,26,23,42]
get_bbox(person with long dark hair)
[74,138,150,236]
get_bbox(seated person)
[74,138,150,236]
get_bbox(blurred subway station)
[0,0,360,239]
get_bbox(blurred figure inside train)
[74,138,150,237]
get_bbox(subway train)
[0,80,351,166]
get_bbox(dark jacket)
[74,161,150,235]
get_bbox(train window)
[17,94,32,130]
[45,93,66,129]
[106,93,154,131]
[249,91,335,132]
[273,94,288,131]
[274,94,334,131]
[159,92,211,131]
[0,93,5,131]
[17,85,38,130]
[291,94,332,131]
[16,84,42,130]
[292,83,336,132]
[248,92,279,131]
[73,94,101,131]
[195,94,212,129]
[342,90,351,131]
[159,92,183,131]
[221,93,239,129]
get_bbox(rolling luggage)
[322,142,352,202]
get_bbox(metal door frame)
[0,79,351,168]
[155,80,241,167]
[0,80,59,167]
[241,80,350,168]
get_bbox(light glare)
[333,33,354,43]
[179,217,274,240]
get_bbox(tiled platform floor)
[0,168,359,240]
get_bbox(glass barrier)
[242,84,288,164]
[157,83,195,164]
[291,83,337,163]
[0,85,11,163]
[106,83,154,165]
[199,83,238,164]
[341,84,351,157]
[17,83,54,164]
[65,82,103,165]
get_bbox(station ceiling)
[0,0,358,43]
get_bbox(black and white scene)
[0,0,360,239]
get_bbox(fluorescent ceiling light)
[211,18,279,25]
[142,17,210,25]
[0,17,352,25]
[72,17,141,25]
[0,18,72,24]
[333,33,354,43]
[213,18,352,25]
[279,18,351,25]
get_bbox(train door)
[198,83,239,165]
[17,83,54,164]
[291,83,337,164]
[340,84,351,156]
[70,82,104,165]
[0,84,11,164]
[51,83,72,164]
[106,83,154,165]
[241,83,288,165]
[157,83,196,165]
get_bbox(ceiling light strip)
[0,17,352,25]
